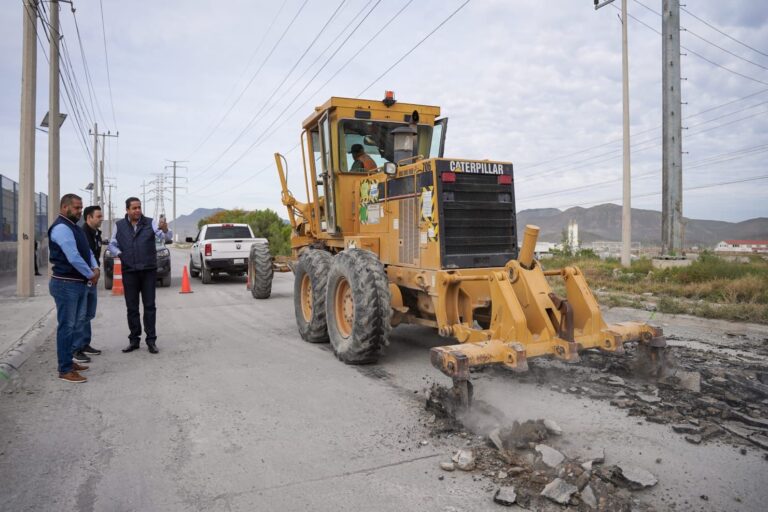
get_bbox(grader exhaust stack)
[430,224,666,407]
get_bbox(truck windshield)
[206,226,252,239]
[338,120,433,172]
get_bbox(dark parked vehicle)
[104,238,172,289]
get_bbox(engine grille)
[438,173,518,269]
[398,196,419,265]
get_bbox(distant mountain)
[517,204,768,247]
[170,208,224,241]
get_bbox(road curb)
[0,306,56,390]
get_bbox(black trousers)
[123,269,157,344]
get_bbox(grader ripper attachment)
[270,92,666,408]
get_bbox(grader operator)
[250,91,666,407]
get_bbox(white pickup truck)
[187,223,267,284]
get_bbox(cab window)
[338,120,434,172]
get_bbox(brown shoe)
[58,371,87,383]
[72,362,89,372]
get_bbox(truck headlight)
[157,248,170,258]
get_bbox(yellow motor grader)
[252,92,666,406]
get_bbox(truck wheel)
[249,242,273,299]
[161,276,171,287]
[201,263,212,284]
[189,256,200,278]
[104,273,113,290]
[293,249,332,343]
[325,249,391,364]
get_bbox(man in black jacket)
[74,205,104,361]
[107,197,172,354]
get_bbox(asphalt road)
[0,247,765,511]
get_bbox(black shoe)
[72,350,91,363]
[81,345,102,355]
[147,342,159,354]
[35,272,42,276]
[122,343,140,353]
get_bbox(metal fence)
[0,174,48,242]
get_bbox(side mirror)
[165,239,173,245]
[383,162,397,176]
[185,237,194,243]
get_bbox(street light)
[40,111,67,128]
[82,182,94,205]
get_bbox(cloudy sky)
[1,0,766,223]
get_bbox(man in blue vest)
[108,197,172,354]
[48,193,100,383]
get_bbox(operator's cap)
[350,143,364,155]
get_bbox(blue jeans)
[49,279,88,374]
[78,283,98,350]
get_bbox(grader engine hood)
[434,159,518,269]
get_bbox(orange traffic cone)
[112,257,124,296]
[179,265,193,294]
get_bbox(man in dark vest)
[107,197,172,354]
[48,193,100,383]
[75,205,105,361]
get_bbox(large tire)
[293,249,332,343]
[160,275,171,288]
[201,262,212,284]
[189,256,200,278]
[325,249,391,364]
[104,272,113,290]
[249,242,273,299]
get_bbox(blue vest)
[115,215,157,272]
[48,215,92,282]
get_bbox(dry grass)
[541,252,768,324]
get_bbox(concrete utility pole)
[594,0,632,267]
[91,122,99,207]
[48,0,60,227]
[165,159,188,237]
[97,131,118,211]
[104,181,116,239]
[17,0,38,298]
[661,0,683,256]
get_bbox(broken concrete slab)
[543,419,563,436]
[541,478,578,504]
[581,484,598,509]
[489,427,504,452]
[637,393,661,404]
[440,461,456,471]
[614,462,658,489]
[453,449,476,471]
[493,486,517,506]
[535,444,565,468]
[607,376,626,386]
[729,410,768,429]
[685,434,702,445]
[672,423,702,434]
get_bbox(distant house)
[714,240,768,254]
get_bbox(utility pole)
[141,180,147,205]
[17,0,38,298]
[165,159,188,238]
[91,123,98,206]
[104,181,116,239]
[662,0,683,256]
[97,131,118,211]
[48,0,60,227]
[594,0,632,267]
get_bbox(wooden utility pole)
[17,0,38,298]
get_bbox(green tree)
[198,208,291,256]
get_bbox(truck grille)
[399,197,419,265]
[438,173,518,269]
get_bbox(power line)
[196,0,383,189]
[681,5,768,59]
[617,4,768,87]
[633,0,768,71]
[357,0,471,97]
[185,0,290,159]
[98,0,118,128]
[189,0,312,169]
[70,2,108,124]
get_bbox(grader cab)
[265,92,665,406]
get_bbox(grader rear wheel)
[293,249,332,343]
[326,249,391,364]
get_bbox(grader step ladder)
[254,92,665,407]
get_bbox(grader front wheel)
[326,249,391,364]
